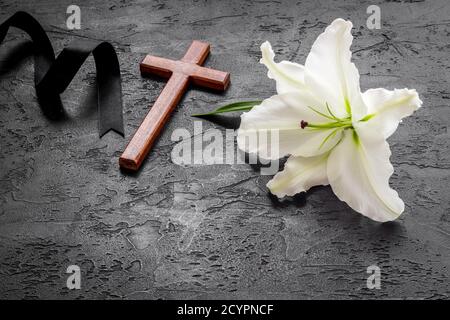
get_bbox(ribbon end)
[99,126,124,138]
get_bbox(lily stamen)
[300,117,353,130]
[301,102,355,130]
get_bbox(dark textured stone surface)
[0,0,449,299]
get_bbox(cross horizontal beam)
[140,56,229,90]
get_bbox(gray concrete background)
[0,0,449,299]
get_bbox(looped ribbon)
[0,11,124,137]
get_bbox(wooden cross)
[119,40,230,171]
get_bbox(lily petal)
[260,41,307,94]
[358,88,422,140]
[237,93,343,159]
[327,130,404,222]
[267,153,329,198]
[305,19,366,120]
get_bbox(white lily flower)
[237,19,422,222]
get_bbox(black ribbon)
[0,11,124,137]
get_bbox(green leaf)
[192,100,262,117]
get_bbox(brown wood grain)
[119,40,230,171]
